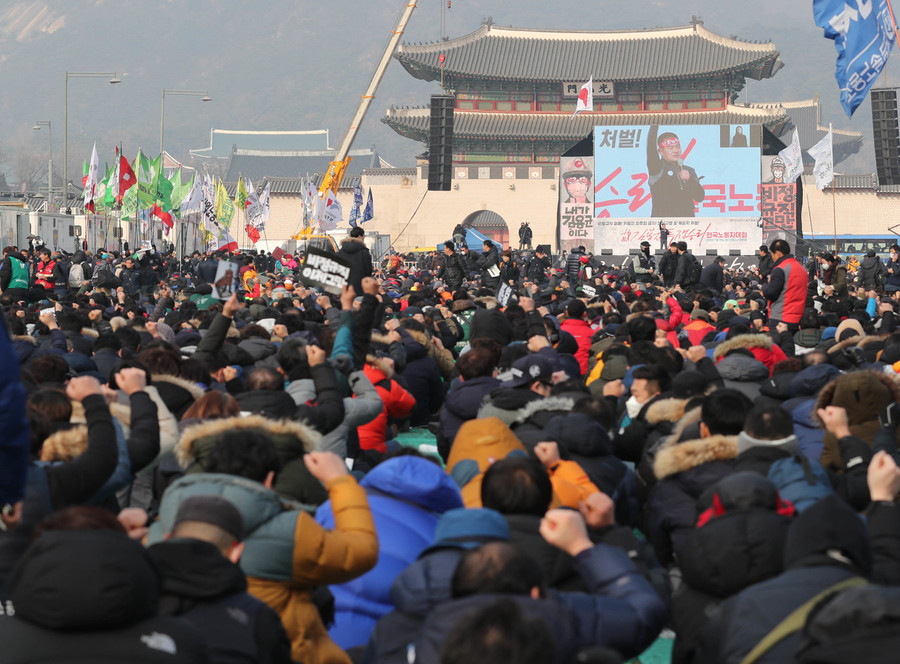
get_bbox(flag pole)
[886,0,900,45]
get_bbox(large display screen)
[592,124,762,219]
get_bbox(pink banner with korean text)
[593,218,763,255]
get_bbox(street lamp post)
[32,121,52,210]
[64,71,121,214]
[160,89,212,155]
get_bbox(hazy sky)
[0,0,887,180]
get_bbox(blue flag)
[362,188,374,223]
[348,182,363,228]
[814,0,897,117]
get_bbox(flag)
[245,178,268,245]
[200,175,218,233]
[215,179,236,228]
[214,225,238,252]
[362,188,374,223]
[83,143,100,212]
[118,151,136,202]
[777,129,804,183]
[320,192,342,230]
[235,175,249,209]
[151,154,173,211]
[179,175,201,214]
[97,162,113,210]
[348,181,363,227]
[136,151,154,206]
[814,0,897,117]
[573,78,593,117]
[808,124,834,190]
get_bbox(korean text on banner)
[299,247,353,295]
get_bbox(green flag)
[151,154,173,211]
[121,183,138,221]
[137,151,154,206]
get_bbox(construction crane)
[294,0,419,240]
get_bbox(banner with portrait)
[592,124,762,220]
[559,156,594,253]
[759,155,798,244]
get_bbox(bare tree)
[15,146,47,192]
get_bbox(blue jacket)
[0,320,29,505]
[403,544,666,664]
[315,456,463,649]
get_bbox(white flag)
[83,143,100,208]
[320,194,342,231]
[572,78,593,117]
[807,125,834,190]
[247,181,269,231]
[180,177,201,213]
[777,129,804,184]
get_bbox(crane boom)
[333,0,419,164]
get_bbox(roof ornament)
[691,15,703,30]
[482,16,493,28]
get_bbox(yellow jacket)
[249,475,378,664]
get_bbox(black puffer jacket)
[439,252,467,291]
[0,530,209,663]
[670,473,791,664]
[337,237,373,294]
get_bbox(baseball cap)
[174,495,245,541]
[502,354,554,388]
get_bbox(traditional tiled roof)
[223,147,379,182]
[383,104,792,143]
[396,20,783,83]
[750,97,863,166]
[191,129,332,160]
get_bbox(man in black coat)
[757,245,774,281]
[438,241,467,292]
[148,495,293,664]
[658,242,679,287]
[525,248,550,285]
[336,226,373,295]
[673,242,697,289]
[565,246,586,283]
[478,240,501,290]
[699,256,725,293]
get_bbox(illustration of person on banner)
[562,158,592,204]
[646,125,705,217]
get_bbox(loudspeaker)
[871,88,900,186]
[428,94,454,191]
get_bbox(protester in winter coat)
[315,454,463,650]
[0,246,31,301]
[357,357,415,454]
[404,510,667,663]
[438,242,466,292]
[670,472,794,664]
[693,495,873,664]
[337,228,374,295]
[477,241,501,290]
[397,321,444,426]
[699,257,725,292]
[559,299,593,376]
[647,389,753,566]
[437,347,501,460]
[0,508,210,663]
[148,495,293,664]
[150,432,378,664]
[762,240,808,327]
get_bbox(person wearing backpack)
[67,250,91,295]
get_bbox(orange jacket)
[249,475,378,664]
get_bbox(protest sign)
[299,247,352,295]
[211,260,239,300]
[497,283,513,307]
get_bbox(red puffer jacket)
[357,360,416,453]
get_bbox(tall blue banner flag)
[814,0,897,117]
[348,181,363,228]
[362,188,374,223]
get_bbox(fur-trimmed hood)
[510,396,575,425]
[825,334,885,355]
[653,434,739,480]
[712,333,774,362]
[151,373,206,402]
[365,355,395,380]
[813,370,900,426]
[39,425,89,462]
[644,398,690,426]
[175,414,321,469]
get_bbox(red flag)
[151,204,173,229]
[245,224,260,244]
[118,153,136,202]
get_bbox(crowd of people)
[0,226,899,664]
